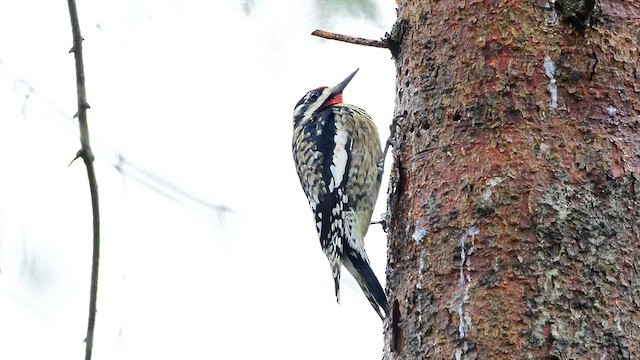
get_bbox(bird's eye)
[307,91,320,102]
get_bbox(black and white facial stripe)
[293,87,333,125]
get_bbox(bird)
[292,69,389,320]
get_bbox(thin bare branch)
[311,29,388,49]
[66,1,100,360]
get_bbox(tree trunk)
[383,0,640,358]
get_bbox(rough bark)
[384,0,640,359]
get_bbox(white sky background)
[0,1,396,359]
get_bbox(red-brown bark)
[384,0,640,358]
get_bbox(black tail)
[344,251,389,320]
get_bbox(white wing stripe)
[330,123,349,191]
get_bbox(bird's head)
[293,69,359,123]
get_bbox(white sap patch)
[545,0,558,26]
[465,226,480,237]
[413,228,427,243]
[544,55,558,111]
[452,226,479,358]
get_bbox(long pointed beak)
[331,68,359,95]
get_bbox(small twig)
[66,1,101,360]
[377,114,403,176]
[68,150,82,167]
[371,219,388,233]
[382,115,402,163]
[311,29,388,49]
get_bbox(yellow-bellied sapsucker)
[292,69,389,320]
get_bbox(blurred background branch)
[1,56,230,217]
